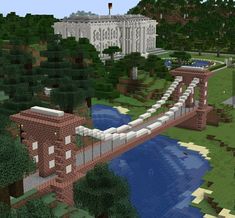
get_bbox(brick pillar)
[54,134,76,205]
[195,79,208,130]
[172,82,183,102]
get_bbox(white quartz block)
[88,129,93,136]
[157,100,166,105]
[77,126,85,132]
[185,90,191,94]
[119,133,126,140]
[103,133,112,141]
[168,87,175,91]
[126,131,136,141]
[169,85,176,89]
[170,107,178,112]
[139,113,151,119]
[179,99,186,103]
[180,96,187,100]
[173,81,179,85]
[175,102,183,107]
[157,116,169,123]
[31,106,64,117]
[116,125,130,133]
[93,128,101,133]
[164,93,171,97]
[100,134,106,140]
[152,104,161,109]
[147,122,162,130]
[103,127,117,134]
[136,129,149,137]
[112,133,120,141]
[161,96,168,101]
[83,128,89,136]
[166,90,173,94]
[165,111,174,117]
[147,108,156,114]
[176,76,183,81]
[128,119,143,127]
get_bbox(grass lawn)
[207,68,234,106]
[156,51,234,62]
[162,66,235,215]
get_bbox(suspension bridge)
[10,66,213,206]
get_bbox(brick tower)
[10,106,86,205]
[170,66,213,130]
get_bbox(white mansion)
[53,14,158,56]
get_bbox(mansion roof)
[62,14,155,23]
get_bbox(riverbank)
[178,141,235,218]
[93,65,234,216]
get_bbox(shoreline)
[178,141,235,218]
[112,104,235,217]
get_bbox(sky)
[0,0,140,18]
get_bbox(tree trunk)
[8,179,24,198]
[111,53,114,62]
[217,49,220,57]
[198,49,201,56]
[0,186,10,206]
[150,69,155,77]
[86,97,92,108]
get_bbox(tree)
[0,135,35,205]
[122,52,145,80]
[102,46,121,61]
[215,38,224,57]
[17,199,54,218]
[0,39,43,115]
[194,40,204,56]
[94,80,120,100]
[144,54,162,76]
[0,38,29,99]
[39,35,71,88]
[169,51,191,65]
[50,78,85,113]
[74,163,138,218]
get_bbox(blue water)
[165,59,211,68]
[92,104,210,218]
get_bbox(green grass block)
[11,188,38,205]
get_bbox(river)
[92,104,210,218]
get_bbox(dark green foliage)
[0,39,43,115]
[95,81,120,99]
[0,13,56,44]
[74,163,138,218]
[103,46,121,61]
[0,135,35,188]
[169,51,191,64]
[17,199,54,218]
[144,54,167,77]
[0,114,10,135]
[0,199,54,218]
[39,35,71,88]
[50,79,85,113]
[128,0,235,52]
[0,39,28,98]
[122,52,146,79]
[0,202,12,218]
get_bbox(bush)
[209,63,226,71]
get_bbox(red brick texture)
[10,109,86,205]
[170,67,213,130]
